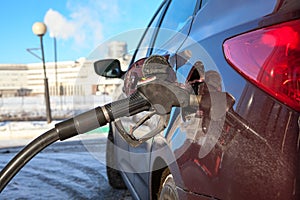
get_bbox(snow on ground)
[0,95,112,148]
[0,121,57,148]
[0,136,132,199]
[0,120,109,148]
[0,95,112,120]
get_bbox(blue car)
[97,0,300,199]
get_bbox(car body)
[103,0,300,199]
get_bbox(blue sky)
[0,0,162,64]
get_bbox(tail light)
[223,19,300,111]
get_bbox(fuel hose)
[0,91,151,192]
[0,79,261,193]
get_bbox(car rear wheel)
[106,124,127,189]
[158,169,179,200]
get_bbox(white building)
[0,64,28,97]
[0,41,131,98]
[26,58,95,96]
[107,41,128,58]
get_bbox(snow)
[0,95,112,120]
[0,137,132,199]
[0,95,112,148]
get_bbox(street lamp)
[53,36,58,96]
[32,22,52,123]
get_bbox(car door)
[113,0,168,185]
[125,0,201,199]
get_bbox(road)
[0,135,132,199]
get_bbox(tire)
[158,169,179,200]
[106,124,127,189]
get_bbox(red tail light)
[223,19,300,111]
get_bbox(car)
[94,0,300,199]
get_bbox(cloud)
[43,1,107,49]
[44,9,76,39]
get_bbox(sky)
[0,0,162,64]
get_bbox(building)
[26,59,85,96]
[107,41,128,58]
[0,64,28,97]
[0,41,132,98]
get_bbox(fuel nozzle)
[136,78,190,115]
[136,76,235,117]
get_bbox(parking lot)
[0,134,132,199]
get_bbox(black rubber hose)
[55,92,151,141]
[0,91,151,193]
[0,129,59,192]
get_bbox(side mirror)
[94,59,124,78]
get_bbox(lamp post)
[53,36,58,96]
[32,22,52,123]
